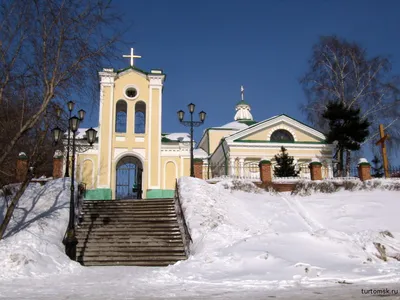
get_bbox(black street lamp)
[52,117,97,260]
[65,101,74,177]
[177,103,206,177]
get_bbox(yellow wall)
[76,154,98,189]
[183,158,191,176]
[165,161,176,189]
[99,85,112,186]
[208,129,235,154]
[149,88,161,187]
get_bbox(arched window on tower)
[115,100,127,133]
[270,129,294,142]
[135,101,146,134]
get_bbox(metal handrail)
[174,179,192,255]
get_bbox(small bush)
[292,180,339,196]
[342,180,362,191]
[221,180,263,194]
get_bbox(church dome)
[234,86,253,122]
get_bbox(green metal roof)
[237,119,257,126]
[235,100,250,106]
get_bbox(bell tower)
[96,48,166,199]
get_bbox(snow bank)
[0,178,81,278]
[292,178,400,196]
[169,177,400,287]
[1,176,400,293]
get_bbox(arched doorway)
[116,156,143,199]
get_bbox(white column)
[327,160,333,178]
[203,159,208,180]
[239,158,245,178]
[230,157,236,177]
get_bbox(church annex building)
[71,49,334,200]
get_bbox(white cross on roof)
[122,48,142,66]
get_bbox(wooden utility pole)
[375,124,390,178]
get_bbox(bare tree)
[0,0,126,239]
[300,36,400,174]
[0,0,123,173]
[0,106,61,239]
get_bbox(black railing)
[174,179,192,257]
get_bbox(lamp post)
[177,103,206,177]
[64,101,86,177]
[52,118,97,260]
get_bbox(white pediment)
[225,114,326,142]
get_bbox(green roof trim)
[236,100,250,106]
[115,66,167,82]
[233,139,327,144]
[237,119,258,126]
[116,65,150,75]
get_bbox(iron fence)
[204,160,400,181]
[204,161,328,181]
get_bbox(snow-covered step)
[76,232,182,237]
[76,241,183,247]
[76,227,181,233]
[81,207,176,212]
[80,249,185,256]
[78,255,187,262]
[79,260,179,267]
[75,198,187,266]
[77,223,179,228]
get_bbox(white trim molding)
[123,84,140,100]
[267,125,297,142]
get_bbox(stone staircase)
[76,198,187,266]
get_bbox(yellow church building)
[72,49,334,200]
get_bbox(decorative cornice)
[227,141,334,149]
[226,114,326,142]
[232,139,327,144]
[148,74,166,86]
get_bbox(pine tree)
[371,155,384,178]
[322,101,370,176]
[274,146,299,177]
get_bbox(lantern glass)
[51,127,62,143]
[67,101,75,112]
[69,116,80,132]
[55,106,62,118]
[199,111,206,122]
[188,103,195,113]
[177,110,184,122]
[86,127,97,145]
[78,109,86,121]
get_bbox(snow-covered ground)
[1,177,400,299]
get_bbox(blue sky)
[79,0,400,162]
